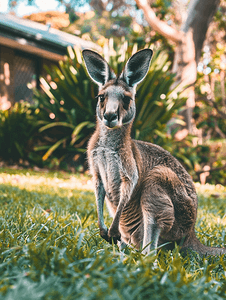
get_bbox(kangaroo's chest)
[92,146,122,199]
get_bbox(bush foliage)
[0,102,37,162]
[32,42,185,165]
[0,170,226,299]
[0,43,224,184]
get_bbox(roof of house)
[0,13,101,61]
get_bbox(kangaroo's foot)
[99,228,109,242]
[108,226,121,244]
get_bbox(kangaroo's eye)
[123,96,131,104]
[122,96,132,109]
[97,94,105,102]
[99,95,105,102]
[100,95,105,102]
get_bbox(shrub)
[0,102,38,163]
[33,42,186,168]
[133,48,186,144]
[32,46,97,169]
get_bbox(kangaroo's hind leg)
[141,171,175,255]
[141,210,161,254]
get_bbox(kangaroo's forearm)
[94,177,108,235]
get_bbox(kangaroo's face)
[82,48,153,129]
[96,80,135,129]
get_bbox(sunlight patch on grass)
[0,170,94,193]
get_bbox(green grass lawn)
[0,168,226,300]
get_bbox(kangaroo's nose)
[103,112,118,128]
[103,112,117,122]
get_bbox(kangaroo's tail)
[181,230,226,257]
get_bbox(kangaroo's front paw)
[108,228,121,244]
[100,228,109,242]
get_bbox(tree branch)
[198,97,226,120]
[196,165,226,175]
[135,0,183,43]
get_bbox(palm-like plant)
[103,40,186,144]
[33,46,97,162]
[134,48,186,144]
[33,41,185,164]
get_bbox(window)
[14,53,39,103]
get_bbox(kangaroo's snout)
[103,96,119,128]
[103,112,118,128]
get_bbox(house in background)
[0,13,101,110]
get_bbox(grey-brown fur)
[82,48,226,256]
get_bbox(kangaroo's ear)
[82,49,116,86]
[120,49,153,87]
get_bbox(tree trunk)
[90,0,107,15]
[135,0,220,138]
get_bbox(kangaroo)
[82,48,226,256]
